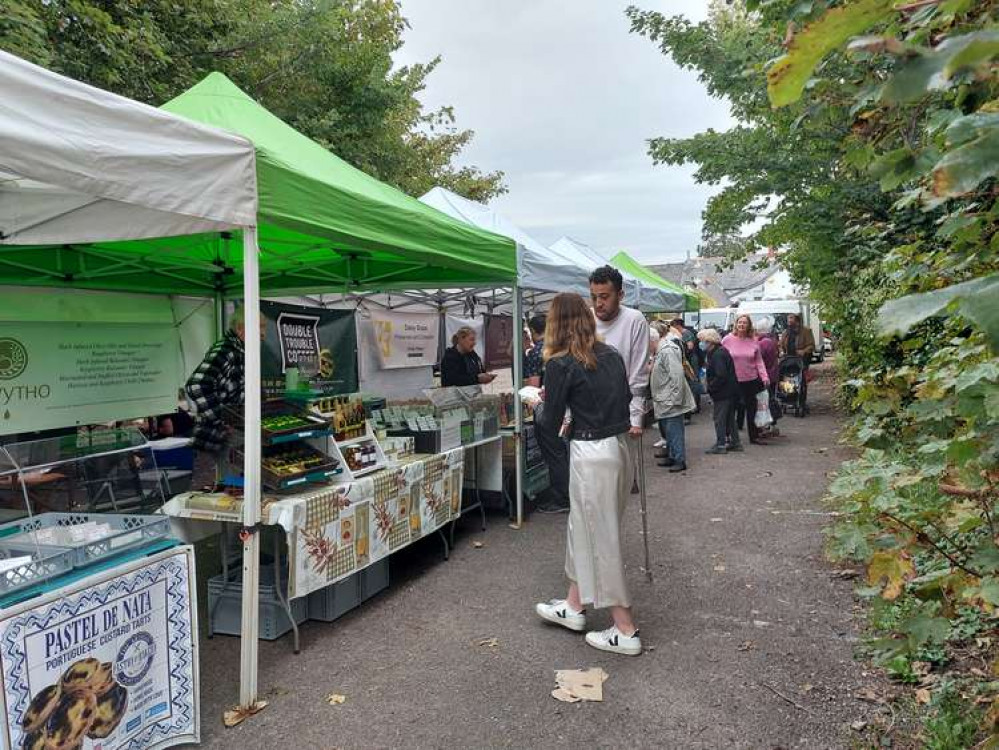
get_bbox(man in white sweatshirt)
[590,266,649,438]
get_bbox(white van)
[684,307,736,332]
[734,299,824,363]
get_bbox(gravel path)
[190,363,882,749]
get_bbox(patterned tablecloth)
[264,449,464,599]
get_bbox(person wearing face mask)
[650,324,695,472]
[722,314,770,445]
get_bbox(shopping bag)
[754,389,773,428]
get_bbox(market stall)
[610,250,701,312]
[0,48,258,749]
[1,56,518,722]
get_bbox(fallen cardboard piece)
[223,700,269,728]
[552,668,609,703]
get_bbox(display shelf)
[327,427,388,482]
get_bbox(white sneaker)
[535,599,586,632]
[653,439,666,448]
[585,626,642,656]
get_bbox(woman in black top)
[533,293,642,656]
[440,326,496,387]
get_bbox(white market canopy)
[419,188,686,312]
[420,186,594,299]
[0,51,257,245]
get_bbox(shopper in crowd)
[647,325,661,378]
[722,314,770,445]
[651,325,695,472]
[534,292,642,656]
[524,315,547,388]
[440,326,497,387]
[186,306,262,453]
[671,317,703,419]
[651,321,671,453]
[590,266,650,441]
[779,313,815,414]
[756,318,781,436]
[698,328,742,454]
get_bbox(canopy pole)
[239,226,262,709]
[512,283,525,528]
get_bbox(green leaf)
[932,113,999,198]
[969,542,999,574]
[881,51,946,104]
[767,0,894,108]
[878,274,999,344]
[958,280,999,351]
[973,576,999,607]
[940,29,999,79]
[986,389,999,420]
[901,611,951,647]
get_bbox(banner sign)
[0,546,199,750]
[0,323,181,436]
[369,311,440,369]
[261,301,357,396]
[484,314,514,370]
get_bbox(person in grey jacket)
[651,329,696,472]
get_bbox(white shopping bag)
[755,389,773,428]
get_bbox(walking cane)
[637,429,653,582]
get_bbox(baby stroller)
[777,356,806,417]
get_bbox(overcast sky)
[395,1,734,265]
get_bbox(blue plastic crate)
[0,512,172,567]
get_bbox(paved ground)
[191,364,884,749]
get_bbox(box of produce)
[225,400,331,443]
[247,444,341,491]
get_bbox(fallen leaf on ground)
[737,641,756,652]
[850,720,867,732]
[552,668,609,703]
[916,688,932,704]
[756,471,773,478]
[855,687,880,703]
[800,683,814,693]
[325,694,347,706]
[713,564,726,572]
[471,540,484,549]
[833,569,860,579]
[223,700,268,728]
[476,637,500,648]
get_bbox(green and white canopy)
[610,250,700,312]
[0,71,517,296]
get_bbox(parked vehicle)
[684,307,735,333]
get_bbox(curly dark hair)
[588,265,623,292]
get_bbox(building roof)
[649,252,781,306]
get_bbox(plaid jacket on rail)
[185,331,245,453]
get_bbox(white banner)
[370,311,440,369]
[0,546,198,750]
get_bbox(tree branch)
[882,513,981,578]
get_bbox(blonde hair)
[451,326,475,347]
[734,314,755,339]
[544,293,598,370]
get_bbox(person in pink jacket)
[722,314,770,445]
